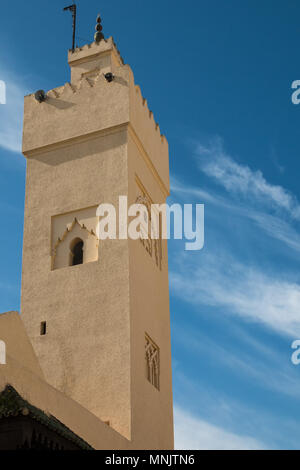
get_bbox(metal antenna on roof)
[63,3,77,52]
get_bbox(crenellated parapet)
[22,37,169,193]
[68,37,124,84]
[22,63,131,155]
[133,85,165,142]
[68,37,124,67]
[129,73,169,194]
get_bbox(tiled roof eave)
[0,385,93,450]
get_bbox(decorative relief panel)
[135,177,162,270]
[145,334,160,390]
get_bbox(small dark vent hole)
[40,321,47,336]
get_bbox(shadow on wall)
[29,129,128,167]
[46,98,76,110]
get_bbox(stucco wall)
[0,360,131,450]
[0,312,44,379]
[20,37,174,448]
[21,131,132,439]
[127,134,174,449]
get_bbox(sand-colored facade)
[0,36,173,449]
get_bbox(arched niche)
[52,218,99,270]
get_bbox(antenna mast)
[63,3,77,52]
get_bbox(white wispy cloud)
[195,137,300,220]
[170,138,300,336]
[170,137,300,336]
[171,138,300,448]
[171,175,219,205]
[173,369,300,449]
[174,326,300,399]
[172,174,300,255]
[174,406,267,450]
[170,249,300,337]
[247,211,300,253]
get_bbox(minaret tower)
[21,15,173,449]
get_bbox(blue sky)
[1,0,300,449]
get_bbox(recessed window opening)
[70,238,84,266]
